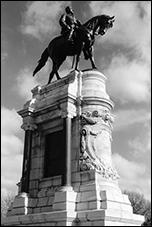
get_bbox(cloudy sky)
[1,1,151,200]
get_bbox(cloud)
[89,1,151,61]
[1,135,23,156]
[89,2,151,105]
[1,106,23,136]
[14,57,73,101]
[14,66,48,101]
[1,107,24,194]
[104,55,151,104]
[113,153,151,200]
[128,125,151,157]
[113,108,151,131]
[20,1,71,40]
[1,52,8,62]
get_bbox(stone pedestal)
[1,70,144,226]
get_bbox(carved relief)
[80,110,119,180]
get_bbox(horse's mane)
[81,14,111,30]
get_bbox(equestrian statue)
[33,6,115,84]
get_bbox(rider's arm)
[59,14,70,29]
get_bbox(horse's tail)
[33,48,49,77]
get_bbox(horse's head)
[97,15,115,36]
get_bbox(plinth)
[1,70,144,226]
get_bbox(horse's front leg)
[90,56,98,69]
[88,46,98,69]
[75,43,84,71]
[75,54,81,71]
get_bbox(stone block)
[12,193,29,208]
[31,157,40,169]
[72,182,80,192]
[29,180,36,190]
[33,207,41,213]
[11,207,28,215]
[92,220,105,226]
[71,148,79,160]
[76,211,87,221]
[1,215,20,225]
[47,196,54,206]
[27,208,33,214]
[19,214,34,224]
[30,169,39,180]
[53,201,75,211]
[101,201,121,211]
[37,188,47,197]
[52,176,61,186]
[44,210,77,222]
[130,213,145,224]
[113,192,124,203]
[79,183,97,192]
[41,206,52,213]
[122,194,131,205]
[76,201,88,211]
[30,189,38,198]
[40,223,56,226]
[80,221,92,226]
[120,212,133,223]
[28,198,38,208]
[81,171,90,182]
[46,189,55,197]
[80,190,100,202]
[76,192,81,203]
[100,190,114,201]
[104,220,116,226]
[120,203,133,213]
[39,178,53,188]
[71,160,78,173]
[37,197,48,207]
[87,210,106,221]
[53,190,77,203]
[88,201,101,210]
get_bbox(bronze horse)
[33,14,115,84]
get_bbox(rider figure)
[59,6,81,43]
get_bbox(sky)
[1,1,151,200]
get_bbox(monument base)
[2,171,144,226]
[1,71,144,226]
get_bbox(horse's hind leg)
[48,69,55,84]
[75,43,84,71]
[55,56,66,80]
[88,47,97,69]
[55,71,61,80]
[47,59,61,84]
[75,53,82,71]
